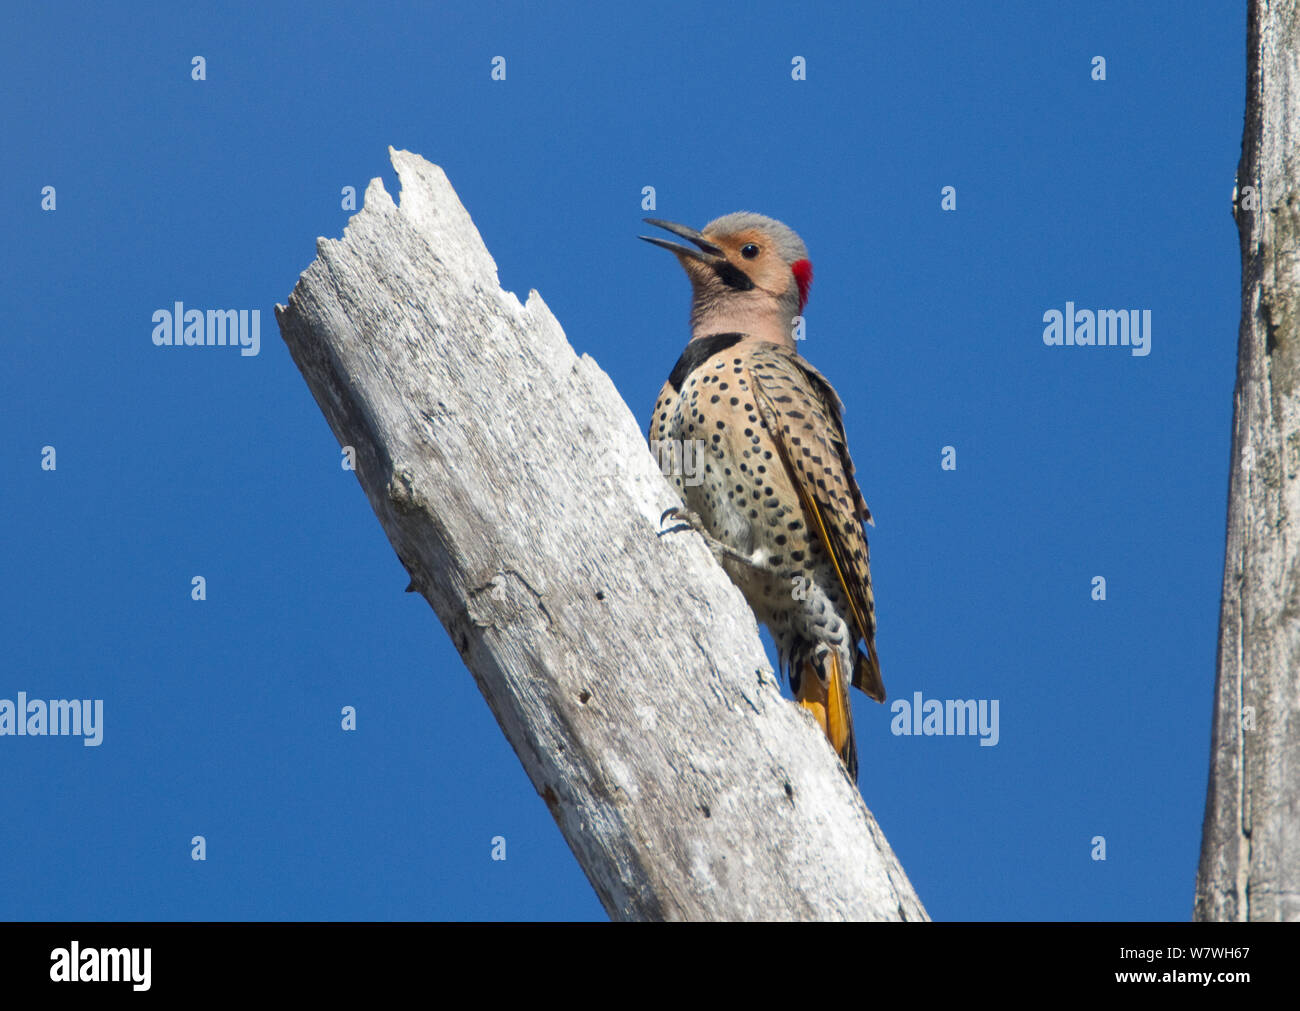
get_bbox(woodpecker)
[642,212,884,779]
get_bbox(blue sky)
[2,1,1243,920]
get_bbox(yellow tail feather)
[795,651,858,779]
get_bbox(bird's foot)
[658,506,771,572]
[658,505,705,537]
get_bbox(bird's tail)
[852,640,885,703]
[791,644,858,780]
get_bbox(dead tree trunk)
[1197,1,1300,922]
[274,148,927,921]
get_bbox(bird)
[642,212,884,779]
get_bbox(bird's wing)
[747,343,884,701]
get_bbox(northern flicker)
[642,212,884,779]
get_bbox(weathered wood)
[274,148,926,921]
[1198,1,1300,922]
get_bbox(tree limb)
[1198,0,1300,922]
[274,148,927,921]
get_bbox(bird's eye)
[741,243,760,259]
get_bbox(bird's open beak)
[639,218,755,292]
[638,218,725,263]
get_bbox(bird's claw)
[658,505,702,538]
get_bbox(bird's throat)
[690,300,797,349]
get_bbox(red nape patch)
[791,259,813,311]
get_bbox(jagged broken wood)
[1198,0,1300,922]
[275,148,927,921]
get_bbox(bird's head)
[641,212,812,343]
